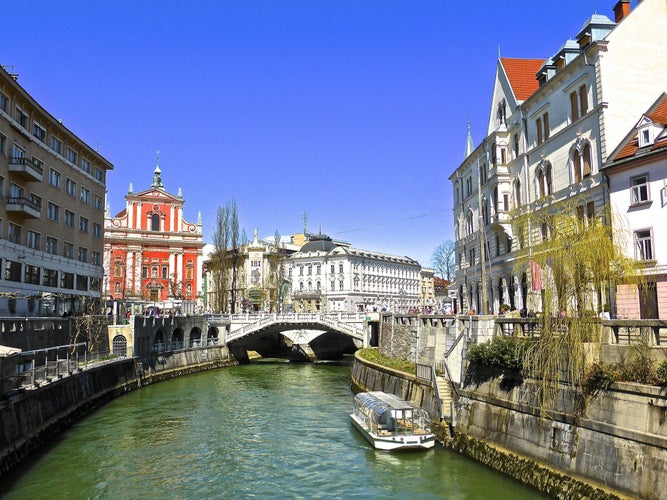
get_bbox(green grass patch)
[357,348,415,374]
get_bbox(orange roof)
[614,94,667,161]
[647,96,667,124]
[499,58,544,101]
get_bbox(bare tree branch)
[431,240,456,280]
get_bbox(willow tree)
[513,198,636,414]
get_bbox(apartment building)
[419,268,436,312]
[0,66,113,316]
[604,93,667,319]
[449,0,667,315]
[287,233,421,314]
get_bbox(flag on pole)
[530,259,542,291]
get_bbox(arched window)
[573,150,582,182]
[572,142,593,183]
[498,278,504,307]
[582,143,592,177]
[466,210,474,235]
[151,213,160,231]
[112,335,127,357]
[514,180,522,208]
[537,169,545,198]
[537,162,553,198]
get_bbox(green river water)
[1,359,546,499]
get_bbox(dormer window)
[638,126,653,148]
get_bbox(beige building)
[0,66,113,316]
[203,231,300,313]
[419,268,436,312]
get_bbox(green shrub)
[619,340,657,385]
[656,361,667,386]
[467,336,530,371]
[583,362,618,395]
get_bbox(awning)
[0,345,21,357]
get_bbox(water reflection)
[3,362,546,499]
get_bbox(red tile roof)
[647,96,667,124]
[499,58,544,101]
[614,94,667,160]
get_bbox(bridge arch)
[220,313,368,361]
[190,327,202,347]
[154,330,165,352]
[172,328,184,350]
[207,326,220,345]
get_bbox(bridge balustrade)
[223,312,366,343]
[494,318,542,338]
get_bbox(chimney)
[613,0,631,22]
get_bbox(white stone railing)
[224,313,365,343]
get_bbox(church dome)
[300,234,336,253]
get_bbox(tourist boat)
[350,391,435,450]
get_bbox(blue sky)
[3,0,615,266]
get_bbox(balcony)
[5,196,41,219]
[490,211,511,226]
[8,157,44,182]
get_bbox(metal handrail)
[9,156,44,174]
[6,196,42,211]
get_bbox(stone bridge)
[206,312,373,362]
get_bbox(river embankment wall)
[351,353,641,500]
[455,377,666,499]
[0,345,235,477]
[350,351,439,420]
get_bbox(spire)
[151,150,164,188]
[464,119,475,159]
[197,211,202,225]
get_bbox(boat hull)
[350,414,435,451]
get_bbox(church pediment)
[129,188,182,203]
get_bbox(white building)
[604,93,667,319]
[449,0,667,316]
[286,233,421,313]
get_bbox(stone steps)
[436,375,454,418]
